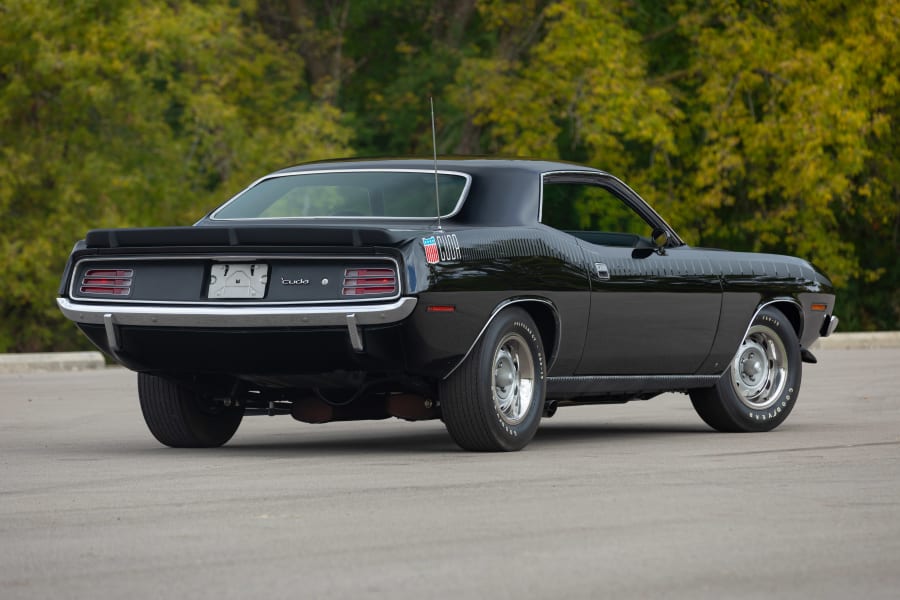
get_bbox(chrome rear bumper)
[57,296,417,353]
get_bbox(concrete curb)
[0,351,106,374]
[0,332,896,373]
[812,331,900,350]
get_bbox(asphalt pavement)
[1,348,899,599]
[0,330,897,373]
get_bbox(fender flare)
[721,297,803,375]
[442,297,561,380]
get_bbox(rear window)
[212,170,470,220]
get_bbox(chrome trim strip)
[58,297,418,329]
[442,297,561,380]
[735,298,804,351]
[207,169,473,221]
[68,255,402,306]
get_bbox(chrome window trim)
[538,170,684,246]
[67,255,402,306]
[207,169,473,221]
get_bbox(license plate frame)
[207,263,269,299]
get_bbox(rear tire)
[440,308,546,451]
[138,373,244,447]
[690,307,801,432]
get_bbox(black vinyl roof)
[257,158,605,227]
[198,158,611,227]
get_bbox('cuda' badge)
[281,277,310,285]
[422,233,460,264]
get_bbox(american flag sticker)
[422,236,440,264]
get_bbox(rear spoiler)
[84,225,410,248]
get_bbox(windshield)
[212,170,470,220]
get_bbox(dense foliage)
[1,0,897,351]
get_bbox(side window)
[541,182,653,247]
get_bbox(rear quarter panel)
[400,226,591,378]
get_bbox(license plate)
[207,264,269,299]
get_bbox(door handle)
[594,262,610,280]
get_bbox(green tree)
[1,0,897,352]
[0,0,351,351]
[668,0,899,328]
[449,1,680,194]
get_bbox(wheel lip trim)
[732,299,802,358]
[442,297,558,380]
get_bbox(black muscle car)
[57,158,838,451]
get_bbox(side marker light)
[426,305,456,313]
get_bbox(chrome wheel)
[492,332,535,425]
[691,306,801,433]
[730,324,788,411]
[440,307,546,451]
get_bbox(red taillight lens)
[342,268,397,296]
[81,269,132,278]
[426,305,456,313]
[80,269,133,296]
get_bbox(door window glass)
[541,182,653,247]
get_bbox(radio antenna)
[430,96,442,232]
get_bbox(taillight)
[80,269,133,296]
[342,268,397,296]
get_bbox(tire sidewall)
[181,394,244,446]
[717,307,802,431]
[138,373,243,447]
[474,308,546,450]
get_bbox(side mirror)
[651,228,669,249]
[631,228,669,259]
[631,229,669,258]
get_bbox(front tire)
[690,307,801,432]
[138,373,244,447]
[440,307,546,451]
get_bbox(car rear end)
[58,225,419,380]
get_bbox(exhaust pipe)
[386,394,439,421]
[291,393,439,423]
[291,396,389,423]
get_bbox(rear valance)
[84,226,405,248]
